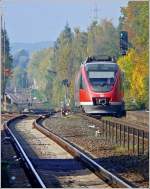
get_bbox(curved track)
[4,115,46,188]
[3,114,133,188]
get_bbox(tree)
[27,48,54,104]
[51,23,73,106]
[11,49,29,89]
[117,1,149,109]
[1,28,13,98]
[118,49,149,109]
[13,49,29,68]
[120,1,149,52]
[87,19,119,57]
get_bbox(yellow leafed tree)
[117,49,149,108]
[130,51,149,100]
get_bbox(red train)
[74,56,125,117]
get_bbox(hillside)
[10,41,54,55]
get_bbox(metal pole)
[30,87,32,109]
[133,128,135,154]
[115,123,118,144]
[123,125,126,147]
[0,13,2,104]
[109,121,111,142]
[142,131,144,154]
[3,18,6,111]
[106,121,108,140]
[137,129,140,155]
[1,5,7,110]
[127,126,130,152]
[119,124,121,146]
[102,120,105,138]
[111,122,114,144]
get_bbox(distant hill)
[10,41,54,55]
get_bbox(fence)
[101,119,149,155]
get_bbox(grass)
[113,145,129,154]
[103,116,112,120]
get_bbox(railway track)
[3,114,133,188]
[43,112,149,188]
[1,113,32,188]
[3,115,46,188]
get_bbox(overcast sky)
[2,0,129,43]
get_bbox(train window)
[88,71,114,78]
[86,63,118,72]
[86,70,116,92]
[85,63,118,92]
[80,75,83,89]
[79,74,86,89]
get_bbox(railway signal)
[61,79,71,116]
[120,31,128,55]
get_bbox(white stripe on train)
[80,102,122,105]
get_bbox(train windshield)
[86,63,118,92]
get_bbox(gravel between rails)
[8,116,111,188]
[43,113,149,188]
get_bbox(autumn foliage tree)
[27,1,149,110]
[118,49,149,108]
[117,1,149,109]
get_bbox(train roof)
[82,55,116,64]
[85,61,116,65]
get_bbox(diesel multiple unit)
[74,56,125,116]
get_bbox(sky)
[2,0,129,43]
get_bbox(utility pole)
[92,2,100,22]
[93,3,98,21]
[0,3,3,101]
[3,16,6,111]
[0,1,7,111]
[0,16,2,88]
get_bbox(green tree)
[87,19,119,57]
[10,49,29,89]
[52,23,73,106]
[27,48,54,104]
[1,29,13,98]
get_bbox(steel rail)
[34,116,134,188]
[4,115,46,188]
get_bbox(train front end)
[75,56,125,117]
